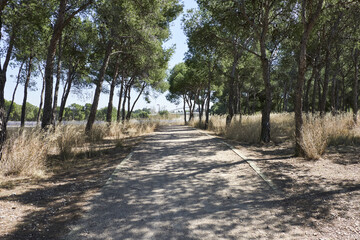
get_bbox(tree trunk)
[304,66,315,113]
[52,33,62,126]
[312,55,321,113]
[117,75,125,122]
[205,78,211,130]
[320,46,330,116]
[6,60,25,123]
[226,48,238,127]
[58,69,74,123]
[126,85,131,121]
[37,67,46,125]
[106,57,120,123]
[42,0,67,129]
[198,93,203,124]
[353,48,359,124]
[121,83,129,123]
[85,41,113,132]
[295,0,323,156]
[259,6,272,143]
[20,56,33,128]
[0,29,15,157]
[127,83,146,120]
[183,95,187,125]
[42,0,92,129]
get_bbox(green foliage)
[159,110,169,118]
[132,108,151,119]
[5,100,38,121]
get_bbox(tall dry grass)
[192,112,360,159]
[0,128,50,177]
[0,121,159,177]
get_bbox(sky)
[3,0,198,113]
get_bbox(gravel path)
[66,125,316,240]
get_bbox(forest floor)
[0,125,359,239]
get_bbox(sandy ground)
[66,125,326,239]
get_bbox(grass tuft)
[0,129,49,177]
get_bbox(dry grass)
[199,113,294,143]
[0,121,160,178]
[193,113,360,159]
[0,129,50,177]
[55,125,86,159]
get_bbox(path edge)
[196,128,283,195]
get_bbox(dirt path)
[66,125,319,239]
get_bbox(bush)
[159,110,169,118]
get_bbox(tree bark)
[117,75,125,122]
[126,85,131,120]
[85,41,113,132]
[205,78,211,129]
[20,55,33,128]
[58,69,74,123]
[304,65,315,113]
[106,57,120,123]
[353,48,359,124]
[121,82,129,123]
[52,33,63,126]
[183,95,187,125]
[37,67,45,125]
[320,45,330,116]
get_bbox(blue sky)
[4,0,198,112]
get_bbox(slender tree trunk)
[20,56,33,127]
[320,46,330,116]
[117,75,125,122]
[295,0,323,156]
[226,49,238,127]
[6,61,25,123]
[127,83,146,120]
[37,67,46,125]
[126,86,131,121]
[106,57,120,123]
[353,48,359,124]
[304,66,315,113]
[205,78,211,129]
[58,69,74,123]
[121,84,128,123]
[52,33,62,126]
[198,93,203,124]
[86,41,113,132]
[312,57,321,113]
[183,95,187,125]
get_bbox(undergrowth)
[0,121,159,177]
[191,113,360,160]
